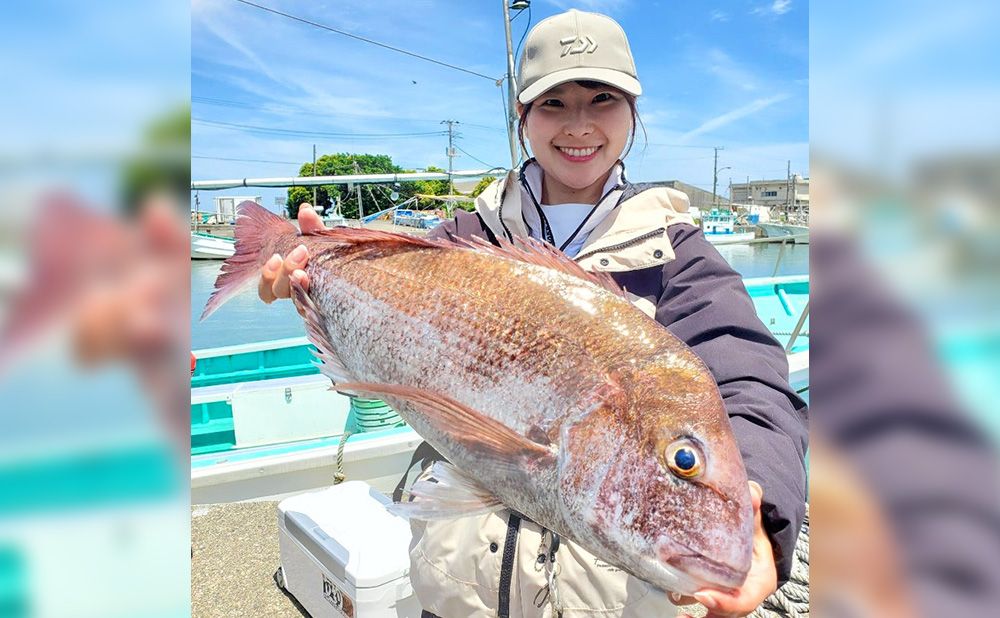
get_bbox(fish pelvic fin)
[290,277,357,385]
[200,201,297,321]
[337,381,558,468]
[389,461,504,520]
[456,234,628,300]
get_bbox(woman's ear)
[515,102,524,116]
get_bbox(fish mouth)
[662,551,746,593]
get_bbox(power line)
[230,0,498,81]
[453,145,499,169]
[192,155,302,164]
[193,118,447,139]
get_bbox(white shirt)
[538,203,598,257]
[520,161,624,258]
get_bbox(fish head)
[561,360,753,595]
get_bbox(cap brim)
[518,68,641,104]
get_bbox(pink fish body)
[203,202,753,594]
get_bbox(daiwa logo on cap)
[559,35,598,57]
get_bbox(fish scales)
[203,203,755,595]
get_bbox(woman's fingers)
[297,203,327,234]
[271,244,308,300]
[258,204,321,305]
[258,254,282,303]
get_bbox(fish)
[202,201,754,595]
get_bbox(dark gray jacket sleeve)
[655,224,808,585]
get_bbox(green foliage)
[411,165,451,209]
[470,176,497,198]
[286,187,313,219]
[284,152,418,220]
[121,104,190,213]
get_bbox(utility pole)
[352,159,364,222]
[501,0,520,169]
[786,160,792,219]
[312,145,318,208]
[442,120,459,195]
[712,146,724,208]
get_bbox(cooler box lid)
[278,481,412,589]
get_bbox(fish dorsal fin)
[309,226,451,250]
[388,461,504,520]
[457,234,628,299]
[337,381,557,467]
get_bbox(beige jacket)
[409,167,696,617]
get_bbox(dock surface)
[192,501,306,617]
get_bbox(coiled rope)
[749,505,810,617]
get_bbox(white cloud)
[545,0,632,13]
[703,49,759,92]
[677,94,790,143]
[753,0,792,17]
[710,10,729,22]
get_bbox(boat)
[701,209,757,245]
[757,221,809,244]
[191,231,236,259]
[189,275,808,504]
[191,337,422,504]
[392,209,443,229]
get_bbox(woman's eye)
[593,92,615,103]
[541,99,563,107]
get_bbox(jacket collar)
[474,161,694,272]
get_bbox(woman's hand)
[258,203,326,304]
[673,481,778,617]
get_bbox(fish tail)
[200,201,297,321]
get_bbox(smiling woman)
[518,81,636,204]
[255,8,808,618]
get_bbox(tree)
[470,176,497,198]
[411,165,451,209]
[284,153,416,220]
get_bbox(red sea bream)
[202,201,754,594]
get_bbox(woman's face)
[522,81,633,204]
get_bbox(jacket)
[406,162,809,617]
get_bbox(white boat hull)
[704,230,757,245]
[757,223,809,244]
[191,232,236,259]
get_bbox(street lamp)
[713,166,731,208]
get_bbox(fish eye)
[666,439,703,479]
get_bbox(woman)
[261,10,807,617]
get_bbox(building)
[212,195,262,222]
[643,180,728,212]
[730,176,809,214]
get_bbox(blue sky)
[192,0,808,210]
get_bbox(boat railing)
[785,300,810,354]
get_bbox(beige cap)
[517,9,641,104]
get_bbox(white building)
[730,176,809,213]
[212,195,262,222]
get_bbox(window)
[762,190,778,197]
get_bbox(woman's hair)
[517,80,647,161]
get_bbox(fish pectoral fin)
[389,461,504,520]
[290,278,355,385]
[337,381,558,468]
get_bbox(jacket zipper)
[574,227,666,262]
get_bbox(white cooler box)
[276,481,421,618]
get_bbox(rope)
[749,505,810,618]
[333,431,353,484]
[772,331,809,337]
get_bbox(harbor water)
[192,241,809,349]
